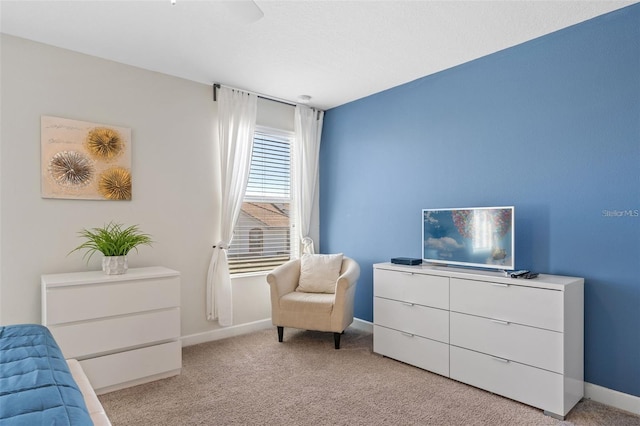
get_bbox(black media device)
[391,257,422,266]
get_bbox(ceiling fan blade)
[223,1,264,24]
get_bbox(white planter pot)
[102,256,128,275]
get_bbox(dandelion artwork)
[85,127,124,161]
[41,116,132,200]
[98,167,132,200]
[49,151,94,188]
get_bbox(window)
[248,228,264,254]
[228,129,294,274]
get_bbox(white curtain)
[206,87,257,326]
[293,105,324,255]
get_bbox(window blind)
[228,132,292,274]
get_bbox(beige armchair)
[266,255,360,349]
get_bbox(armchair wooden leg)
[277,326,284,343]
[333,332,341,349]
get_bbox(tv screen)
[422,206,514,271]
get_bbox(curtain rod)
[213,83,296,107]
[213,83,322,111]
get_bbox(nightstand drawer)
[374,325,449,377]
[50,308,180,359]
[374,268,449,309]
[450,312,563,373]
[44,275,180,325]
[80,340,181,395]
[374,297,449,343]
[450,278,563,331]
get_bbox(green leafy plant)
[69,222,153,262]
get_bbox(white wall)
[0,35,317,339]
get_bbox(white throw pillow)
[296,253,344,294]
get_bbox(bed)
[0,324,110,425]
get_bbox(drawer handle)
[491,319,510,326]
[401,332,415,338]
[401,272,414,276]
[401,302,415,307]
[491,283,509,288]
[491,356,510,363]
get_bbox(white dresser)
[373,263,583,419]
[42,266,182,395]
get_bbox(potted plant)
[70,222,153,274]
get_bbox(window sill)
[230,270,270,279]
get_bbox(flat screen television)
[422,206,514,271]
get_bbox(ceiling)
[1,1,636,110]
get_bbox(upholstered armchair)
[266,254,360,349]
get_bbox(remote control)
[509,270,530,278]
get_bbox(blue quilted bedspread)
[0,324,93,425]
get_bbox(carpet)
[98,327,640,425]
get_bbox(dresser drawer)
[374,325,449,377]
[374,297,449,343]
[450,278,563,331]
[374,268,449,309]
[44,275,180,325]
[50,308,180,359]
[450,346,564,416]
[80,340,182,394]
[450,312,563,373]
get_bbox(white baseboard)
[350,317,373,333]
[584,382,640,415]
[180,318,273,347]
[181,317,373,347]
[180,317,639,416]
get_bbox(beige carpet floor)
[98,327,640,425]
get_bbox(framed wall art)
[41,116,132,200]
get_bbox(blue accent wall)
[320,5,640,397]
